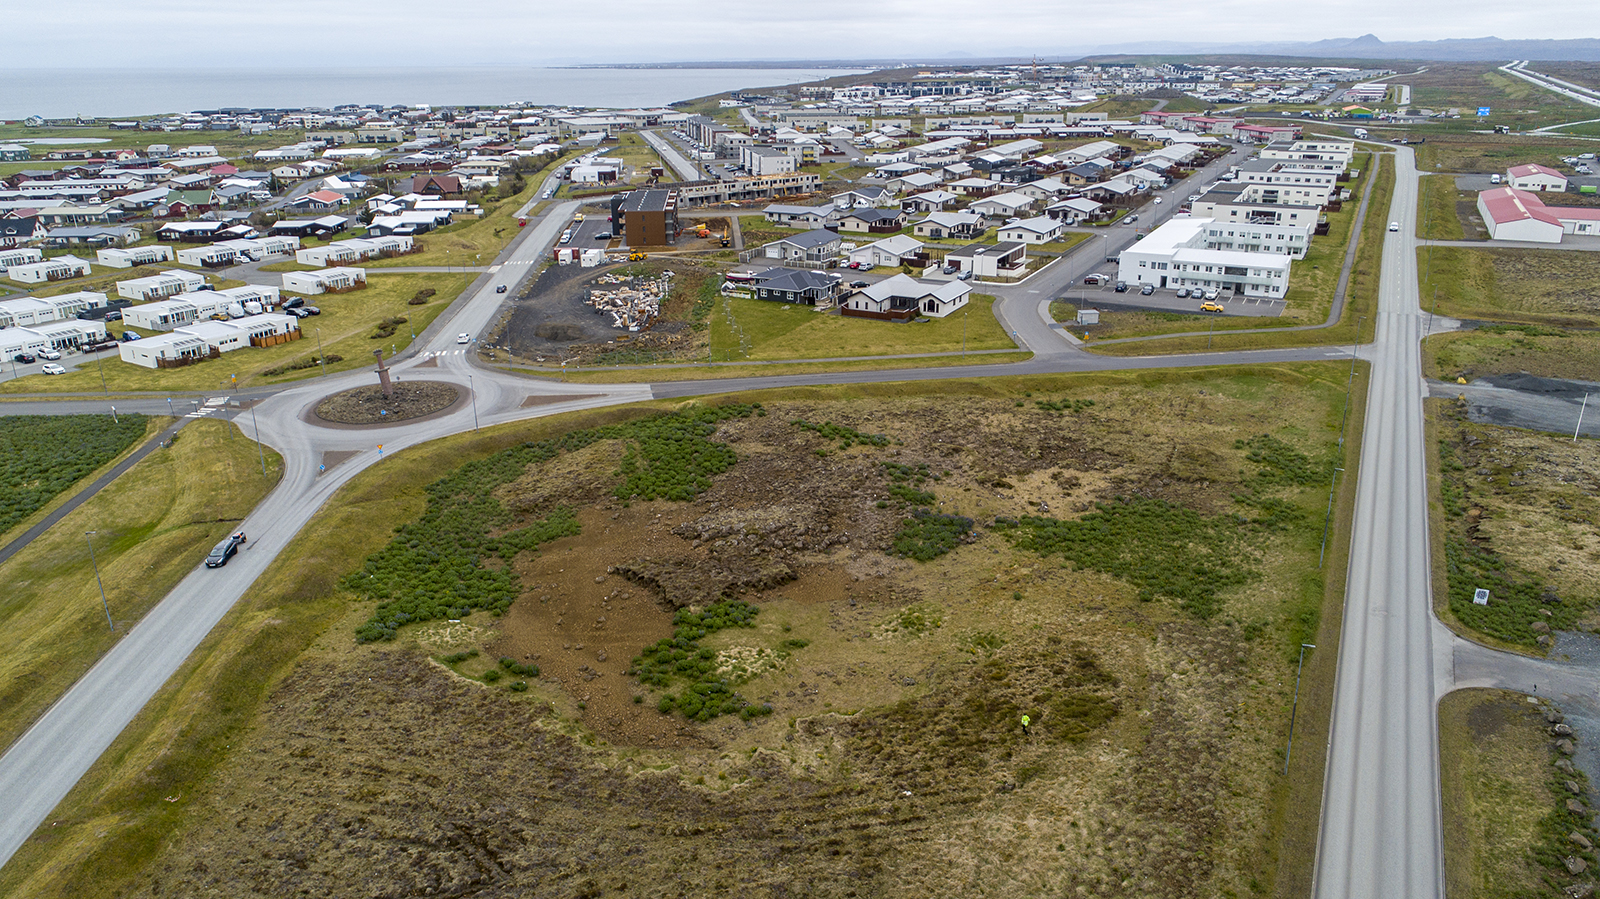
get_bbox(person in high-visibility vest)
[1021,714,1030,734]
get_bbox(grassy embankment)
[0,418,282,754]
[710,293,1015,362]
[1440,690,1600,898]
[1083,152,1392,355]
[1417,173,1469,241]
[0,274,461,395]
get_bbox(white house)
[943,241,1028,279]
[0,319,106,358]
[969,192,1036,218]
[998,216,1067,244]
[122,298,201,331]
[1506,163,1567,193]
[841,273,971,320]
[761,204,834,228]
[282,267,367,295]
[96,245,174,269]
[117,270,207,301]
[7,255,91,284]
[1117,217,1292,297]
[295,236,413,266]
[1045,197,1106,225]
[912,212,987,241]
[0,292,103,329]
[848,234,925,269]
[118,313,300,369]
[0,248,44,276]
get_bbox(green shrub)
[499,657,540,677]
[481,669,503,683]
[630,599,775,722]
[892,509,974,561]
[508,680,528,692]
[1446,537,1573,644]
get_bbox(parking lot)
[1060,280,1288,318]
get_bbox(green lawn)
[711,294,1014,361]
[1418,247,1600,327]
[0,273,462,394]
[1417,174,1467,240]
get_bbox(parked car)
[1083,273,1106,285]
[496,284,508,293]
[1153,197,1162,204]
[303,306,320,316]
[41,363,65,375]
[848,261,861,270]
[851,280,868,289]
[1114,281,1128,293]
[286,307,309,319]
[12,352,35,364]
[121,331,140,342]
[1176,287,1191,298]
[1140,283,1155,295]
[1200,301,1225,313]
[1489,174,1502,184]
[104,309,123,321]
[205,531,247,568]
[1204,288,1220,300]
[282,297,305,310]
[957,270,973,281]
[39,348,61,360]
[1127,214,1139,224]
[457,333,470,344]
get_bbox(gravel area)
[314,381,460,425]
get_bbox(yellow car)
[1200,301,1225,313]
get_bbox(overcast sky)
[4,0,1593,67]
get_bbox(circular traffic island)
[314,381,462,426]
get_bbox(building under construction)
[611,189,679,247]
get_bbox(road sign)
[1473,588,1490,605]
[1477,107,1491,117]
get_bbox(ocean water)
[0,67,869,120]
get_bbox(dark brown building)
[611,189,678,247]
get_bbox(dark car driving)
[205,531,247,568]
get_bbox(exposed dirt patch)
[313,381,460,425]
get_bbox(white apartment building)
[117,270,207,301]
[1117,217,1292,298]
[7,255,91,284]
[96,245,175,269]
[1233,160,1339,206]
[282,267,366,295]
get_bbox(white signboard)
[1473,588,1490,606]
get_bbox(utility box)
[1076,308,1100,326]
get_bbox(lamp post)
[248,401,266,476]
[85,531,113,631]
[315,327,325,377]
[1319,467,1345,568]
[165,396,173,418]
[1283,643,1316,774]
[468,373,480,432]
[95,346,106,393]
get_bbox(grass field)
[0,125,303,161]
[551,350,1036,383]
[0,418,281,755]
[0,413,151,537]
[1411,132,1600,174]
[1403,63,1597,135]
[0,273,462,394]
[1424,326,1600,383]
[1418,247,1600,327]
[0,364,1360,899]
[1417,174,1468,240]
[1440,689,1598,898]
[1051,302,1296,342]
[710,293,1015,361]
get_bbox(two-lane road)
[1313,146,1444,899]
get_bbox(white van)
[1489,174,1501,184]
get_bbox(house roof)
[917,211,984,228]
[1507,163,1564,180]
[841,208,904,224]
[771,229,840,250]
[752,267,840,293]
[973,191,1033,209]
[1001,216,1062,235]
[861,234,924,256]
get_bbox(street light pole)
[248,402,266,476]
[95,347,106,393]
[1319,467,1346,567]
[468,373,480,432]
[1284,643,1316,774]
[315,327,325,377]
[85,531,113,631]
[165,396,173,419]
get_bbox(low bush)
[369,316,409,339]
[0,414,147,535]
[1446,537,1573,644]
[792,419,892,449]
[499,657,540,677]
[631,599,772,722]
[892,509,974,562]
[261,354,344,377]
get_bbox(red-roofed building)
[1477,187,1600,243]
[1506,163,1567,192]
[289,189,346,211]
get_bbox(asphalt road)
[639,129,702,182]
[1313,146,1445,899]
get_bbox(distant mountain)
[1077,34,1600,62]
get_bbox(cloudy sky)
[4,0,1592,67]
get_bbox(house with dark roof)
[749,267,842,306]
[410,174,462,197]
[0,217,42,248]
[835,207,907,234]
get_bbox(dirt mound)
[611,555,798,610]
[313,381,460,425]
